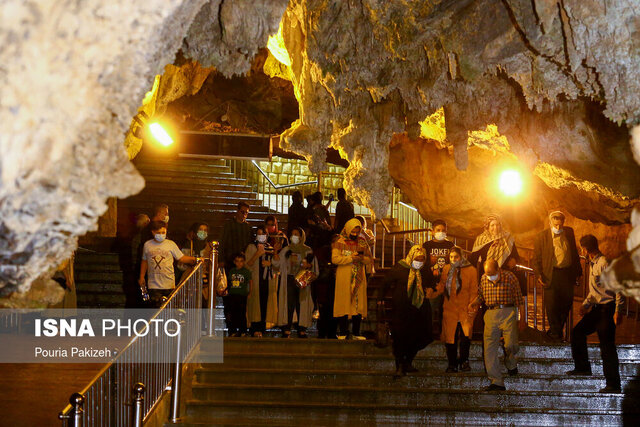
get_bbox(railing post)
[533,281,538,331]
[169,310,186,423]
[132,383,145,427]
[59,393,85,427]
[208,242,219,336]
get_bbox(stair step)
[74,252,120,264]
[142,175,249,187]
[75,271,124,282]
[181,400,631,426]
[75,282,124,293]
[134,163,233,176]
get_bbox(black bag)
[374,300,390,348]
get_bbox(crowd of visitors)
[129,194,625,394]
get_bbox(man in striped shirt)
[469,259,526,391]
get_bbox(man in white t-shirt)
[139,221,197,307]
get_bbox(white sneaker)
[352,335,367,341]
[337,335,347,340]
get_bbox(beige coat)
[332,218,372,318]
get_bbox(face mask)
[164,215,170,223]
[197,230,207,240]
[488,274,499,282]
[290,235,300,245]
[434,231,447,241]
[256,234,267,243]
[411,260,424,270]
[154,233,166,243]
[552,226,563,235]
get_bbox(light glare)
[499,169,523,197]
[149,123,173,146]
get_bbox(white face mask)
[164,215,170,223]
[154,233,166,243]
[434,231,447,241]
[551,226,563,235]
[256,234,267,243]
[290,235,300,245]
[412,260,424,270]
[197,230,207,240]
[488,274,499,282]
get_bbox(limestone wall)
[256,157,345,195]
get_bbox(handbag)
[374,300,391,348]
[215,268,228,297]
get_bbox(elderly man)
[533,210,582,340]
[469,259,525,391]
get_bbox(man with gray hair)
[533,210,582,340]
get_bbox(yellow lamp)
[148,122,174,146]
[499,169,523,197]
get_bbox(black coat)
[382,263,434,358]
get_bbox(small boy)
[227,252,252,337]
[139,221,197,307]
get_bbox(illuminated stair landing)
[168,338,640,426]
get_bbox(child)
[227,252,252,337]
[139,221,197,307]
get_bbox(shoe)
[566,369,592,376]
[445,365,458,373]
[459,361,471,372]
[252,332,263,338]
[599,385,621,393]
[298,331,308,338]
[546,330,562,340]
[483,384,506,391]
[337,335,347,340]
[231,332,241,337]
[393,367,406,379]
[352,335,367,341]
[282,331,291,339]
[507,367,518,376]
[403,365,419,373]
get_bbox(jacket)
[533,227,582,287]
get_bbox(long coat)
[433,264,478,343]
[272,245,319,328]
[332,235,372,318]
[245,243,278,327]
[533,227,582,287]
[382,263,433,358]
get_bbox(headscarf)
[471,214,515,268]
[398,245,426,309]
[444,249,471,298]
[286,227,308,255]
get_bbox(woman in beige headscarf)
[332,218,373,339]
[381,245,434,377]
[469,214,519,277]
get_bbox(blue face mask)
[488,274,499,282]
[154,233,166,243]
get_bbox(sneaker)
[337,335,347,340]
[483,384,506,391]
[459,361,471,372]
[352,335,367,341]
[566,369,592,376]
[507,367,518,376]
[599,385,621,393]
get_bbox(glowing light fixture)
[267,24,291,66]
[148,122,174,146]
[499,169,524,197]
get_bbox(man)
[422,219,454,334]
[334,188,354,233]
[139,221,197,307]
[220,202,253,271]
[533,210,582,340]
[287,191,307,235]
[567,235,624,393]
[469,259,525,391]
[141,204,170,245]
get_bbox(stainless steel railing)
[59,244,219,426]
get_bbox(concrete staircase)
[169,338,640,426]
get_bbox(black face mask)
[349,234,358,241]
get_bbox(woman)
[382,245,433,377]
[273,227,318,338]
[178,222,212,279]
[332,218,373,339]
[469,214,519,277]
[245,225,279,337]
[428,247,478,372]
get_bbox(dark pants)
[545,267,575,337]
[285,276,306,332]
[226,294,247,335]
[571,302,620,388]
[250,277,270,334]
[445,322,471,367]
[148,289,173,308]
[338,314,362,336]
[315,265,337,338]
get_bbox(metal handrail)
[59,257,208,426]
